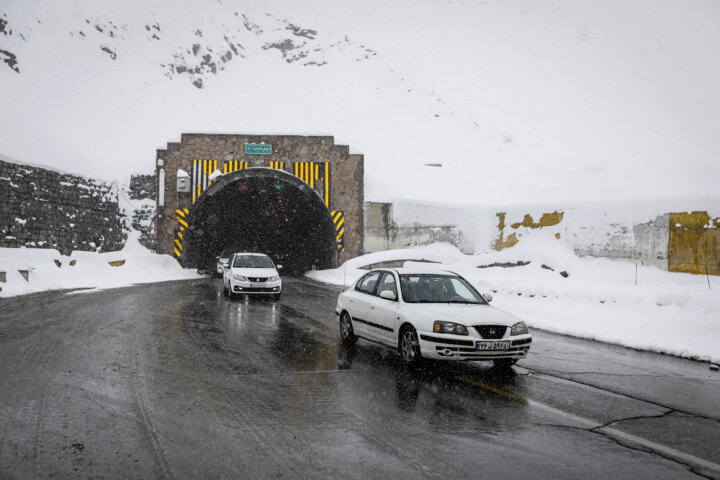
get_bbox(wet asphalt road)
[1,277,719,479]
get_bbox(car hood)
[402,303,521,326]
[230,267,278,277]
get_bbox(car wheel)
[493,358,518,368]
[339,312,357,345]
[399,326,422,365]
[273,293,281,300]
[223,281,229,297]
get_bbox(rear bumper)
[418,333,532,361]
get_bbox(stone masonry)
[129,174,156,251]
[155,134,364,264]
[0,158,126,255]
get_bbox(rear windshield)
[399,274,486,304]
[233,255,274,269]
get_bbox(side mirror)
[482,293,493,303]
[277,265,283,270]
[379,290,396,301]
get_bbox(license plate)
[476,341,510,350]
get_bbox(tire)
[493,358,518,368]
[223,281,229,297]
[339,312,357,345]
[273,293,281,301]
[399,326,422,365]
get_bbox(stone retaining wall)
[0,159,126,255]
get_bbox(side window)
[377,272,398,298]
[356,272,382,295]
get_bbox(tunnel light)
[158,168,165,207]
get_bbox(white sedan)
[223,253,282,299]
[335,268,532,367]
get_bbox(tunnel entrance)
[180,168,338,274]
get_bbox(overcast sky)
[1,0,718,204]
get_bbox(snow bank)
[0,230,202,297]
[307,235,720,363]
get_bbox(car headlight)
[433,321,469,335]
[510,321,528,336]
[268,275,280,282]
[233,274,248,281]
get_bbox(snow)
[0,230,203,298]
[306,235,720,364]
[208,169,221,182]
[1,0,719,204]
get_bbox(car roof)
[369,267,458,276]
[232,252,270,257]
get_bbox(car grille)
[248,277,268,282]
[474,325,507,339]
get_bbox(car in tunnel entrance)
[215,248,236,276]
[223,253,282,299]
[335,268,532,367]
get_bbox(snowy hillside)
[1,0,719,205]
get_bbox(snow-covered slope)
[1,0,719,205]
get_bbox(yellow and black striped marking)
[223,160,248,174]
[294,161,331,207]
[331,210,344,250]
[269,161,285,170]
[173,208,190,264]
[192,160,219,204]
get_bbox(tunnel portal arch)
[155,134,364,271]
[181,168,338,273]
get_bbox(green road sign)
[245,144,272,155]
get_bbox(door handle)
[370,305,375,309]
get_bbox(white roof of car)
[377,267,458,276]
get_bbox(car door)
[346,271,382,338]
[369,271,400,345]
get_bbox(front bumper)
[417,331,532,361]
[229,278,282,294]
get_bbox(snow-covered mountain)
[1,0,719,205]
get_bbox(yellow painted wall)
[493,211,564,251]
[668,212,720,276]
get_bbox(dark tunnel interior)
[181,173,338,274]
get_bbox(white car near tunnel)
[223,253,282,299]
[335,268,532,366]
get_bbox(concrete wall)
[363,201,478,254]
[0,158,126,255]
[363,199,720,275]
[668,212,720,275]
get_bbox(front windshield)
[232,255,275,269]
[399,274,486,304]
